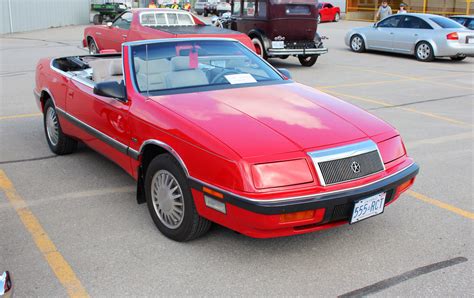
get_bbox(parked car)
[449,15,474,30]
[346,13,474,61]
[226,0,327,66]
[83,8,254,54]
[194,0,209,15]
[0,271,13,298]
[317,2,340,23]
[216,1,231,15]
[34,38,418,241]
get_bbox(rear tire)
[92,14,103,25]
[334,12,340,22]
[203,10,208,17]
[279,55,289,59]
[415,41,434,62]
[252,37,267,59]
[450,55,466,61]
[145,154,211,242]
[43,99,77,155]
[298,55,318,67]
[350,34,365,53]
[318,14,321,24]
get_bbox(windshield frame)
[126,39,289,96]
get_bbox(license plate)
[467,37,474,44]
[350,192,386,224]
[272,41,285,49]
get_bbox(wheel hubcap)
[417,44,430,59]
[352,37,362,50]
[151,170,185,229]
[46,107,59,146]
[89,43,97,54]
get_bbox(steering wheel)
[210,69,241,84]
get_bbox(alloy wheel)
[417,44,430,60]
[351,36,362,51]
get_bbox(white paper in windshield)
[225,74,257,85]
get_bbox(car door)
[367,15,402,51]
[102,12,133,52]
[392,16,433,53]
[65,73,131,172]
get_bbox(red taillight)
[447,32,459,40]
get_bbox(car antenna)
[146,44,150,98]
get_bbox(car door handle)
[414,34,418,36]
[96,32,102,35]
[122,34,127,38]
[390,32,394,35]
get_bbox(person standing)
[375,1,392,21]
[397,3,407,14]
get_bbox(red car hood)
[151,83,394,158]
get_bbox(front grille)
[318,150,384,185]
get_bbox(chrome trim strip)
[189,162,415,204]
[138,139,189,176]
[56,107,138,160]
[308,140,385,186]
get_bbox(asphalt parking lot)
[0,19,473,297]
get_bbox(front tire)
[298,55,318,67]
[318,14,321,24]
[88,38,99,54]
[43,99,77,155]
[415,41,434,62]
[145,154,211,242]
[251,37,267,59]
[334,12,340,22]
[203,10,208,17]
[350,34,365,53]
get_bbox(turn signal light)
[398,178,414,194]
[280,208,325,223]
[446,32,459,40]
[202,186,224,199]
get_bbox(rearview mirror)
[106,22,113,28]
[94,81,126,101]
[277,68,292,79]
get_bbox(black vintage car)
[224,0,328,66]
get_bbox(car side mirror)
[277,68,292,79]
[373,23,378,28]
[106,22,113,28]
[0,271,13,297]
[94,81,126,101]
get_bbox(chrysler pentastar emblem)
[351,161,361,173]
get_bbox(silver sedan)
[345,13,474,62]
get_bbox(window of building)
[243,0,256,16]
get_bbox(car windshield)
[429,17,464,29]
[140,12,195,26]
[131,40,284,94]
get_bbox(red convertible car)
[83,8,254,54]
[318,2,341,23]
[34,38,418,241]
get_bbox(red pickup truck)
[83,8,254,54]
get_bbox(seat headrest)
[109,59,123,76]
[171,56,194,71]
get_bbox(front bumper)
[268,47,328,56]
[190,162,419,238]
